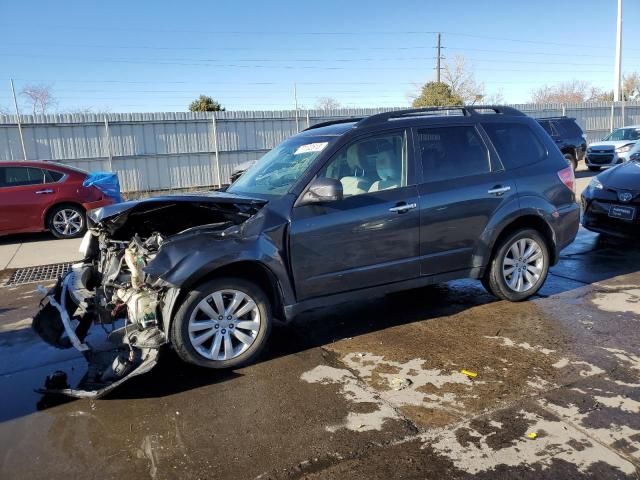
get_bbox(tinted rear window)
[555,119,583,137]
[538,120,553,135]
[483,122,547,169]
[416,125,490,182]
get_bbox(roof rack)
[535,116,575,121]
[303,117,363,131]
[356,105,525,129]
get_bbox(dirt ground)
[0,225,639,479]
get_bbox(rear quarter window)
[44,169,65,182]
[482,122,547,169]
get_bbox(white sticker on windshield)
[295,142,328,155]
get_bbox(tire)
[171,277,272,369]
[47,204,86,239]
[484,228,550,302]
[564,153,577,171]
[588,166,601,172]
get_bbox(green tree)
[412,82,463,107]
[189,95,225,112]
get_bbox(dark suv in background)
[35,106,580,397]
[536,117,587,170]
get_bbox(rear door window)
[482,122,547,169]
[416,125,490,183]
[0,167,47,187]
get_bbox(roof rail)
[535,116,574,120]
[303,117,363,131]
[356,105,525,129]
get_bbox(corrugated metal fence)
[1,102,639,193]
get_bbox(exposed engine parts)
[32,195,266,398]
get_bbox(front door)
[0,166,58,233]
[414,124,518,275]
[289,130,421,301]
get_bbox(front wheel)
[483,229,550,302]
[171,278,272,369]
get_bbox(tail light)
[557,166,575,192]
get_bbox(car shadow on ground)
[0,231,57,246]
[575,169,600,180]
[7,230,640,419]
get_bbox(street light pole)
[614,0,623,101]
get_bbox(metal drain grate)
[4,262,72,287]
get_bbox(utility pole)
[436,33,442,82]
[614,0,623,101]
[10,79,28,161]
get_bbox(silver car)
[586,125,640,171]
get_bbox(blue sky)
[0,0,638,113]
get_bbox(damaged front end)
[32,193,266,398]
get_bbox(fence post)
[561,104,566,117]
[212,113,222,188]
[104,116,113,171]
[610,102,615,133]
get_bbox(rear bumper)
[552,203,580,262]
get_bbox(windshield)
[604,128,640,141]
[228,135,335,197]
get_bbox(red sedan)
[0,161,117,239]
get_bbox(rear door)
[414,123,518,275]
[0,166,59,233]
[289,129,421,300]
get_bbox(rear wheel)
[588,166,601,172]
[48,204,86,239]
[484,229,550,302]
[171,278,272,369]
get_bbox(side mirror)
[299,177,343,205]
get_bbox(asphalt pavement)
[0,166,639,479]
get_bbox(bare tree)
[0,105,10,115]
[481,90,506,104]
[315,97,341,110]
[623,72,640,99]
[441,55,485,104]
[530,80,591,104]
[21,84,57,115]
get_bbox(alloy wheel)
[502,238,544,293]
[52,209,84,237]
[188,289,261,361]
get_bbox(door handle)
[487,186,511,196]
[35,189,54,194]
[389,202,417,213]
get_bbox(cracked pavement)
[0,224,639,479]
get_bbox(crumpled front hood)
[88,191,267,238]
[599,161,640,190]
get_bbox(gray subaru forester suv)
[34,106,579,397]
